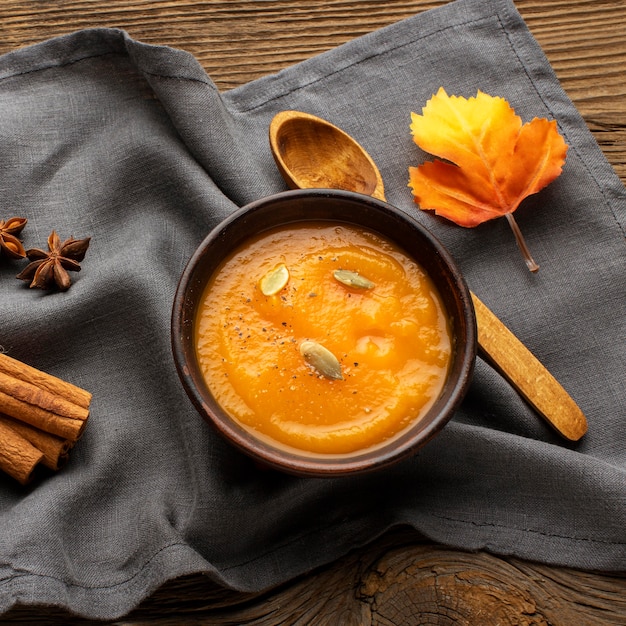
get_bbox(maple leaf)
[408,88,568,272]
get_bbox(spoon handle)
[471,293,587,441]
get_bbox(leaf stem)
[505,213,539,273]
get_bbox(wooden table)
[1,1,625,623]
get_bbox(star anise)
[0,217,28,260]
[17,230,91,291]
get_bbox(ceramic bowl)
[171,189,476,476]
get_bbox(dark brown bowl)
[171,189,476,476]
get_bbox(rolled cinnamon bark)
[0,413,72,470]
[0,352,91,409]
[0,389,86,441]
[0,352,90,442]
[0,370,88,420]
[0,352,92,483]
[0,419,43,484]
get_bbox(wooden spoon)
[269,110,588,441]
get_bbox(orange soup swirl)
[195,222,452,455]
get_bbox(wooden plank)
[0,0,623,179]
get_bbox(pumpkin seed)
[260,263,289,296]
[299,340,343,380]
[333,269,374,289]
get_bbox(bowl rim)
[171,189,477,476]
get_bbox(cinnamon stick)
[0,370,88,420]
[0,418,43,484]
[0,389,86,441]
[0,413,72,470]
[0,352,92,483]
[0,352,91,409]
[0,352,91,441]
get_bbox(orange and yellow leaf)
[408,88,567,228]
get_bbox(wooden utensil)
[269,110,587,441]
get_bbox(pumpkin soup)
[195,221,452,455]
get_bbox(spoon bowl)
[270,110,386,201]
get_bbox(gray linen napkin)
[0,0,624,619]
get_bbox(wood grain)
[0,0,624,182]
[0,0,625,624]
[4,530,626,625]
[472,293,588,441]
